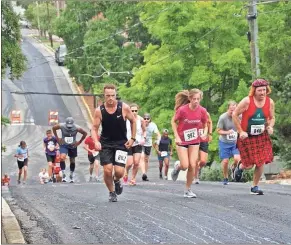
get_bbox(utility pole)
[46,0,53,48]
[247,0,260,79]
[36,1,41,37]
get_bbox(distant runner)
[154,129,173,180]
[83,130,101,182]
[123,104,146,186]
[91,84,136,202]
[217,101,241,185]
[140,113,161,181]
[14,141,29,184]
[232,79,275,195]
[52,117,87,183]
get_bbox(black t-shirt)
[159,137,172,152]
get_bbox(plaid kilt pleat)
[237,131,273,167]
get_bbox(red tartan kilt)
[237,131,273,168]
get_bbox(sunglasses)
[131,110,138,112]
[144,118,150,120]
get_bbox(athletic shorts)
[128,145,142,156]
[88,154,100,164]
[59,145,77,158]
[199,142,209,153]
[219,140,240,160]
[142,146,152,156]
[46,154,56,163]
[158,152,170,162]
[178,143,200,148]
[99,145,129,167]
[17,158,28,169]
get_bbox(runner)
[140,113,161,181]
[123,104,146,186]
[39,168,49,184]
[194,112,212,184]
[171,89,208,198]
[14,141,29,184]
[232,79,275,195]
[43,129,59,182]
[217,101,241,185]
[154,129,173,180]
[83,130,100,182]
[52,117,87,183]
[91,84,136,202]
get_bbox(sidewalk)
[2,227,7,244]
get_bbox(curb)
[2,197,26,244]
[264,179,291,185]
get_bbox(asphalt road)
[2,29,291,244]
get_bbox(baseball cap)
[163,129,169,133]
[143,113,151,119]
[65,117,74,128]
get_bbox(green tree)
[1,116,10,152]
[1,0,26,80]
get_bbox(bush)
[200,165,254,182]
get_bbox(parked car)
[55,44,67,66]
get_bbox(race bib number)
[183,128,198,142]
[92,151,99,157]
[227,132,238,141]
[198,129,204,137]
[250,125,265,135]
[161,151,168,157]
[115,150,128,165]
[64,137,74,144]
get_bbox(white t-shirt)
[144,122,159,147]
[126,116,143,146]
[39,172,49,182]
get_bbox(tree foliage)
[1,0,26,80]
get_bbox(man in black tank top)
[91,84,136,202]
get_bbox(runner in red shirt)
[83,130,100,182]
[171,89,208,198]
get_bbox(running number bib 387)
[184,128,198,142]
[227,132,238,141]
[115,150,128,165]
[250,125,265,136]
[64,137,74,144]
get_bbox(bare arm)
[171,116,180,140]
[77,128,87,145]
[92,107,102,145]
[43,142,46,151]
[83,143,92,153]
[233,97,250,134]
[268,99,275,128]
[207,113,213,135]
[141,117,146,139]
[52,124,61,142]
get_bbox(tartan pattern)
[237,131,273,167]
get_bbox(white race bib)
[115,150,128,165]
[226,132,238,141]
[250,125,265,135]
[198,129,204,137]
[64,137,74,144]
[48,145,55,152]
[92,151,99,157]
[161,151,168,157]
[17,157,24,162]
[183,128,198,142]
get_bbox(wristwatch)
[208,133,213,136]
[131,137,136,141]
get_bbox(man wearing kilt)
[232,79,275,195]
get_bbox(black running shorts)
[88,154,100,164]
[46,154,56,163]
[100,145,128,167]
[128,145,143,156]
[17,158,28,169]
[199,142,209,153]
[143,146,152,156]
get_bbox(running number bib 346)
[250,125,265,135]
[184,128,198,142]
[64,137,74,144]
[115,150,128,165]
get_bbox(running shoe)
[69,173,74,183]
[159,173,163,179]
[164,176,168,180]
[194,178,200,184]
[171,161,180,182]
[123,175,128,184]
[142,174,149,181]
[114,180,123,195]
[184,189,197,198]
[223,178,229,185]
[234,161,244,182]
[129,179,136,186]
[109,192,117,202]
[89,176,93,182]
[250,186,264,195]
